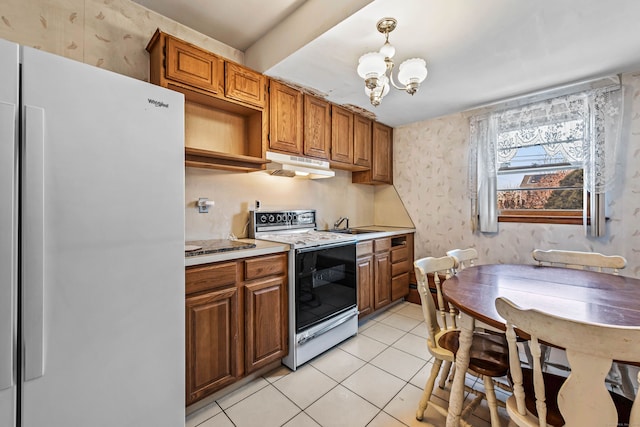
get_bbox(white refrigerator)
[0,38,185,426]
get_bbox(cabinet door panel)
[225,62,265,108]
[244,254,286,281]
[186,287,239,404]
[374,252,391,310]
[371,122,392,183]
[353,115,372,168]
[331,105,354,164]
[357,255,374,318]
[186,261,238,295]
[269,81,303,154]
[244,277,288,372]
[166,36,223,94]
[391,272,410,301]
[303,95,331,159]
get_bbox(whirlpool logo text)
[148,99,169,108]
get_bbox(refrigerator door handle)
[0,102,16,391]
[23,105,46,381]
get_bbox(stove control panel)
[250,209,316,235]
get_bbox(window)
[469,77,623,236]
[496,117,586,224]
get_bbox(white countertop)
[184,227,415,266]
[185,239,290,267]
[325,226,415,242]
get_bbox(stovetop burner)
[249,209,355,248]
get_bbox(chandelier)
[357,17,428,106]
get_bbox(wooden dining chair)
[446,248,478,272]
[495,297,640,427]
[531,248,631,392]
[414,256,510,427]
[531,249,627,275]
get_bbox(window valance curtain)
[468,78,624,236]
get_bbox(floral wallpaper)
[394,72,640,278]
[0,0,243,81]
[5,0,640,277]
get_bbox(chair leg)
[482,376,501,427]
[439,360,452,389]
[416,358,443,421]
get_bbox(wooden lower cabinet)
[373,251,391,310]
[185,252,288,406]
[244,276,288,372]
[357,234,414,318]
[356,253,374,317]
[185,286,240,405]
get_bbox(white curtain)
[469,80,623,236]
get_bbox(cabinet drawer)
[186,262,238,295]
[244,254,287,281]
[392,258,411,277]
[356,241,373,257]
[373,238,391,253]
[225,62,266,108]
[166,35,223,95]
[391,272,410,301]
[391,246,408,263]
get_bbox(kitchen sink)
[330,228,379,234]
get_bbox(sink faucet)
[334,216,349,230]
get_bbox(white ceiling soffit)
[132,0,309,51]
[133,0,640,127]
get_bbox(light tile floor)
[186,301,513,427]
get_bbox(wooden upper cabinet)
[164,34,224,95]
[353,121,393,185]
[353,115,372,168]
[225,62,266,108]
[303,94,331,159]
[147,29,269,172]
[330,105,354,165]
[269,81,303,154]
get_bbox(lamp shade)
[397,58,428,85]
[357,52,386,79]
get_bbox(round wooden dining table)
[441,263,640,427]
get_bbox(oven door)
[295,242,357,333]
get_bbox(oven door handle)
[296,241,355,254]
[297,310,358,345]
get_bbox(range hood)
[264,151,335,179]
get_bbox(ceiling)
[133,0,640,127]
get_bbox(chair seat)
[438,331,510,377]
[515,368,633,427]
